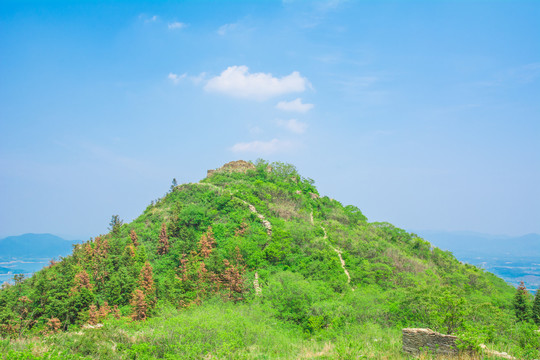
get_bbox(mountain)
[0,233,81,260]
[1,160,537,359]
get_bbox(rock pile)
[402,328,458,356]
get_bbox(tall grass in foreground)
[0,299,525,360]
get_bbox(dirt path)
[311,210,351,285]
[193,182,272,238]
[191,182,271,294]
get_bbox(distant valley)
[0,233,81,283]
[417,231,540,293]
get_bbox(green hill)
[1,160,538,359]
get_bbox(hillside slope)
[1,160,538,359]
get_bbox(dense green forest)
[1,160,538,359]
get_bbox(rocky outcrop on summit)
[207,160,256,177]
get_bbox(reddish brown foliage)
[88,304,98,325]
[139,261,155,296]
[199,227,216,258]
[17,296,33,319]
[45,318,61,334]
[197,261,208,281]
[92,236,110,258]
[73,270,93,292]
[178,254,189,281]
[82,236,110,286]
[221,247,246,302]
[157,223,169,255]
[99,301,110,319]
[235,222,248,237]
[126,244,136,258]
[130,289,147,321]
[130,229,139,247]
[113,305,121,319]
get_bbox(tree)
[13,274,25,285]
[88,304,98,325]
[129,229,139,247]
[514,281,530,322]
[139,262,155,297]
[109,215,123,236]
[130,289,147,321]
[170,178,178,191]
[157,223,169,255]
[198,226,215,258]
[533,290,540,325]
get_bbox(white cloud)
[276,98,314,113]
[168,21,187,30]
[145,15,159,23]
[231,139,292,154]
[204,66,309,101]
[277,119,308,134]
[217,23,237,36]
[168,72,186,84]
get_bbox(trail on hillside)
[192,182,272,294]
[192,182,272,239]
[311,211,351,285]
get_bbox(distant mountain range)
[0,233,81,260]
[0,233,82,283]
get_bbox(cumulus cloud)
[231,139,292,154]
[277,119,308,134]
[168,21,187,30]
[168,72,186,84]
[276,98,314,113]
[204,66,309,100]
[217,23,238,36]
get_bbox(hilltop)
[0,160,538,359]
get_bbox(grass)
[1,299,523,360]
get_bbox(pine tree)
[199,226,216,258]
[109,215,123,235]
[533,290,540,325]
[139,262,155,296]
[130,289,147,321]
[129,229,139,247]
[88,304,98,325]
[170,178,178,192]
[157,223,169,255]
[513,281,530,322]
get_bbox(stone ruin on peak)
[206,160,256,178]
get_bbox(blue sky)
[1,0,539,239]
